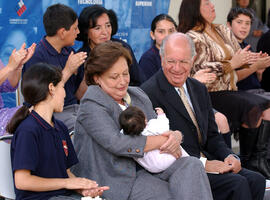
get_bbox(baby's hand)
[155,107,164,115]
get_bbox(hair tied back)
[23,102,32,108]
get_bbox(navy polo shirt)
[11,110,78,200]
[139,44,162,82]
[23,37,84,106]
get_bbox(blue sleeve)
[74,65,84,91]
[71,47,84,92]
[22,53,44,75]
[126,44,146,86]
[66,134,79,169]
[59,121,78,169]
[139,52,159,80]
[12,127,39,172]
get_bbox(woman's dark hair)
[178,0,206,33]
[43,3,77,36]
[77,5,116,47]
[108,9,118,36]
[85,41,132,85]
[151,14,177,32]
[119,106,146,136]
[227,7,254,25]
[6,63,62,134]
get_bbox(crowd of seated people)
[178,0,270,182]
[2,0,270,199]
[227,6,270,178]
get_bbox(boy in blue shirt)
[23,4,87,132]
[227,7,270,179]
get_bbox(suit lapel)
[157,71,193,124]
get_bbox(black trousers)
[208,168,265,200]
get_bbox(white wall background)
[267,0,270,21]
[168,0,232,25]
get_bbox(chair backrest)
[16,80,24,106]
[0,135,15,199]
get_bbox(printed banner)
[0,0,170,107]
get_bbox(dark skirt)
[244,88,270,101]
[209,90,270,131]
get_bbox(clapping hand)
[193,68,216,84]
[7,43,36,71]
[20,43,36,65]
[230,45,251,69]
[65,51,87,75]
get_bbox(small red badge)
[62,140,68,156]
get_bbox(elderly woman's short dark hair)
[85,41,132,85]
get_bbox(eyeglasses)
[165,58,191,67]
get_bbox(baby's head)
[119,106,146,136]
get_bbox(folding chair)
[0,135,15,200]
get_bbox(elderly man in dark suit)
[141,32,265,200]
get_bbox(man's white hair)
[159,32,196,60]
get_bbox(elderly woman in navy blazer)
[71,41,213,200]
